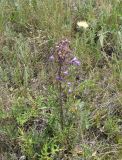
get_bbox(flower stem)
[58,64,64,130]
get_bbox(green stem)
[58,64,64,130]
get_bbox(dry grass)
[0,0,122,159]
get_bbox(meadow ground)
[0,0,122,159]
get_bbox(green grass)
[0,0,122,159]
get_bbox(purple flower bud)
[68,89,72,94]
[49,55,54,61]
[56,76,63,81]
[63,71,68,76]
[58,56,64,63]
[67,82,71,86]
[65,39,70,43]
[73,60,81,66]
[62,40,65,44]
[70,57,77,62]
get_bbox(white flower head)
[77,21,89,29]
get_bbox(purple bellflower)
[49,55,54,61]
[49,38,81,130]
[70,57,81,66]
[63,71,68,76]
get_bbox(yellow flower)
[77,21,89,29]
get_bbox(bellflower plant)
[49,39,80,129]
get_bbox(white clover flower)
[77,21,89,29]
